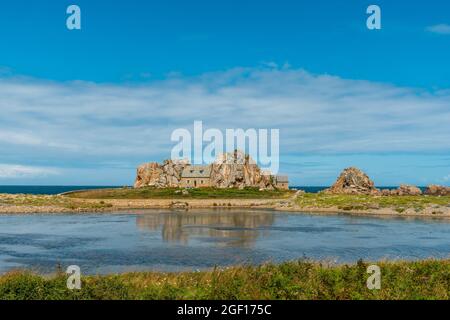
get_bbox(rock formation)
[134,159,189,188]
[134,150,277,190]
[324,167,379,195]
[424,185,450,196]
[210,150,275,189]
[389,184,422,196]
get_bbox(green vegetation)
[0,259,449,300]
[66,187,293,200]
[0,194,113,211]
[2,190,449,214]
[295,193,450,213]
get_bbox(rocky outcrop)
[210,150,275,190]
[389,184,422,196]
[134,159,189,188]
[134,150,277,190]
[425,185,450,196]
[324,167,379,195]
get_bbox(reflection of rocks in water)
[136,209,276,247]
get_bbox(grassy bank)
[1,189,449,215]
[0,193,113,212]
[295,193,450,214]
[0,260,449,300]
[65,187,293,200]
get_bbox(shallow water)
[0,209,449,274]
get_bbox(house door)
[194,180,197,187]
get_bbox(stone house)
[180,165,212,188]
[275,175,289,190]
[135,150,289,190]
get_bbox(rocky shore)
[322,167,450,197]
[1,192,449,219]
[1,167,449,218]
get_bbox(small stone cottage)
[180,165,212,188]
[275,175,289,190]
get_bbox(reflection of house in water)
[136,210,276,247]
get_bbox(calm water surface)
[0,209,449,274]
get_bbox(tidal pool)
[0,209,449,274]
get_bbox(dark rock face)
[324,167,379,195]
[169,201,189,210]
[425,185,450,196]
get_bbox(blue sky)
[0,0,449,186]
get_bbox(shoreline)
[1,194,449,219]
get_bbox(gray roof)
[181,165,212,178]
[276,175,289,183]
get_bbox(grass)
[0,259,449,300]
[2,190,449,214]
[295,193,450,213]
[65,187,294,200]
[0,194,113,211]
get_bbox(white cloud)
[426,24,450,35]
[0,67,450,172]
[0,164,59,179]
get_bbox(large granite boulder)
[390,184,422,196]
[424,185,450,196]
[134,162,162,188]
[324,167,379,195]
[134,159,189,188]
[210,150,275,189]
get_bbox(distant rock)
[424,185,450,196]
[390,184,422,196]
[324,167,379,195]
[169,201,189,210]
